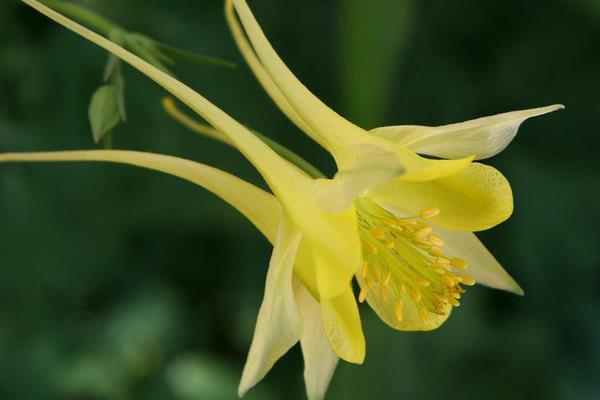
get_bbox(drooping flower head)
[224,0,562,336]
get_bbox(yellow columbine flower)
[225,0,564,328]
[6,1,563,399]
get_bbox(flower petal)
[239,215,303,397]
[435,228,523,295]
[370,105,564,160]
[0,150,280,241]
[24,0,361,300]
[320,286,365,364]
[369,163,513,232]
[294,279,339,400]
[228,0,368,161]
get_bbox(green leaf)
[88,85,121,144]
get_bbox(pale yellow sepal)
[320,286,365,364]
[435,228,524,295]
[369,163,513,232]
[294,279,339,400]
[229,0,368,162]
[239,215,303,397]
[371,105,564,160]
[0,150,280,241]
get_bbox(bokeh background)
[1,0,599,399]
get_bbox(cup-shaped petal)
[369,163,513,232]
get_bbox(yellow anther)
[370,268,381,283]
[400,283,407,293]
[383,271,392,286]
[358,287,368,303]
[414,226,433,240]
[431,262,451,272]
[415,239,431,248]
[460,274,476,286]
[397,219,417,227]
[363,240,378,255]
[413,276,431,287]
[394,300,404,322]
[452,291,461,299]
[382,218,398,228]
[434,293,449,304]
[449,298,460,307]
[436,257,450,265]
[380,284,390,301]
[384,239,396,249]
[410,287,422,302]
[362,261,370,278]
[429,234,445,247]
[429,246,444,254]
[370,228,386,241]
[451,258,468,270]
[442,275,456,287]
[428,248,444,257]
[418,309,431,324]
[420,207,441,219]
[432,308,447,316]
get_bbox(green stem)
[40,0,119,35]
[253,132,326,179]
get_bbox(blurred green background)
[1,0,599,399]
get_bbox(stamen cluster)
[354,198,476,330]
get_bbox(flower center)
[354,197,476,330]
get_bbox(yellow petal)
[239,216,303,397]
[228,0,368,161]
[320,286,365,364]
[370,105,564,160]
[0,150,280,241]
[369,163,513,232]
[23,0,361,300]
[294,279,339,400]
[437,228,523,295]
